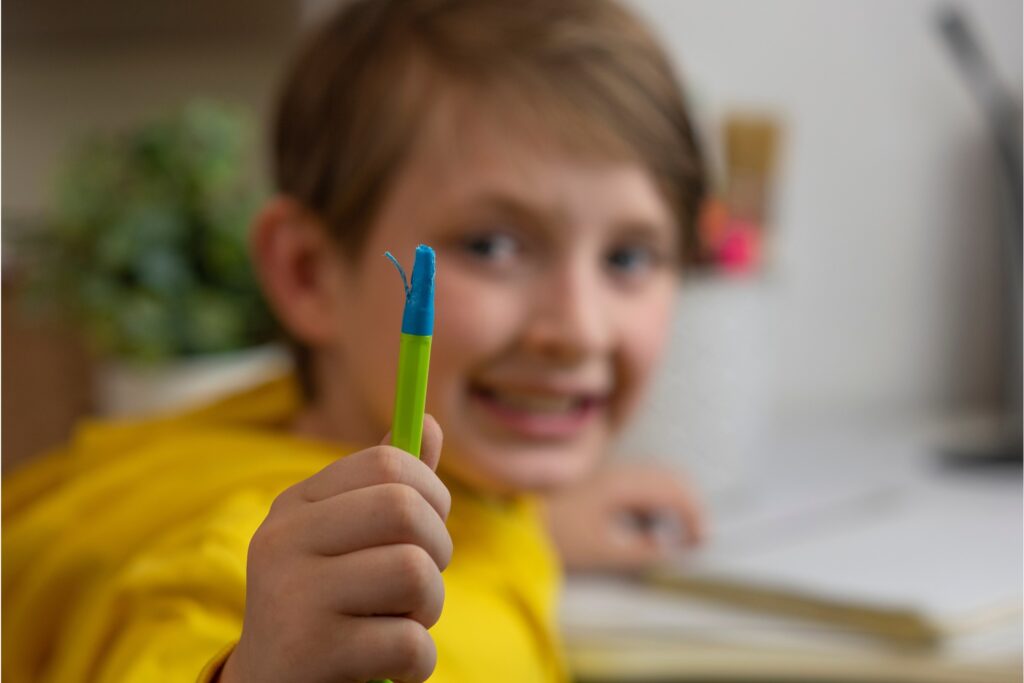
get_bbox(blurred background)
[4,0,1020,468]
[3,1,1021,680]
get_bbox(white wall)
[0,2,339,224]
[628,0,1022,420]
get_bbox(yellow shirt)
[3,378,567,682]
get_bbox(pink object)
[717,218,761,274]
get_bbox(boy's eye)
[606,244,658,277]
[461,231,521,263]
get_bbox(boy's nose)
[520,262,613,364]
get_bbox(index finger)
[295,444,451,521]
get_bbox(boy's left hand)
[542,462,705,572]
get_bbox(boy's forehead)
[379,89,674,238]
[403,107,609,208]
[409,83,635,182]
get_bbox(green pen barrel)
[390,332,432,457]
[372,333,431,683]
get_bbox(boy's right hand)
[220,416,450,683]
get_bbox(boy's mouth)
[467,381,609,440]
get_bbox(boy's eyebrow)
[458,192,556,226]
[454,191,676,246]
[610,218,678,248]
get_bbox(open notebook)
[561,434,1023,682]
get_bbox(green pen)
[385,244,435,457]
[371,245,435,683]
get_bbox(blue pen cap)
[402,245,435,336]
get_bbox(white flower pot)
[96,344,291,417]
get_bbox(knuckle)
[268,487,292,513]
[438,528,454,571]
[248,519,283,565]
[391,621,436,682]
[372,447,407,483]
[385,484,423,536]
[398,545,437,598]
[421,581,445,629]
[401,549,444,628]
[437,481,453,520]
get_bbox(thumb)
[418,414,444,472]
[379,414,444,472]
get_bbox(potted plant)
[25,101,283,415]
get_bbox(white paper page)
[682,472,1023,623]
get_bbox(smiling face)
[308,96,679,495]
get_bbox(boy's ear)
[251,196,347,347]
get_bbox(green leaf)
[28,100,275,361]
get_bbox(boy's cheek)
[632,318,672,377]
[612,298,676,424]
[436,279,525,360]
[427,287,521,423]
[632,285,676,364]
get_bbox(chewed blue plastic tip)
[386,246,435,336]
[384,251,411,298]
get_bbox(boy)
[3,0,706,681]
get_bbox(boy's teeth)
[491,391,578,412]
